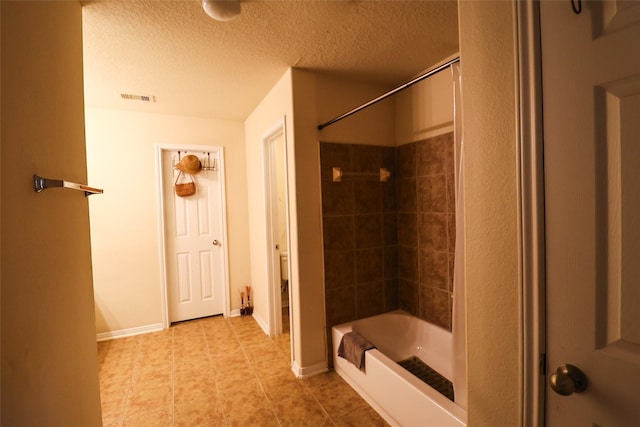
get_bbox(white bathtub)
[332,311,467,427]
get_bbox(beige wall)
[85,108,249,335]
[459,1,521,425]
[290,69,395,370]
[1,1,102,424]
[394,63,455,145]
[313,72,396,146]
[243,69,294,335]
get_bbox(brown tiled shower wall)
[321,133,455,365]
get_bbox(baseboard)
[252,310,269,335]
[229,309,241,317]
[96,323,165,342]
[291,360,329,378]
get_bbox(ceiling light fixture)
[202,0,241,21]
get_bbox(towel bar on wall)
[332,167,391,183]
[34,175,104,197]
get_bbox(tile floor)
[97,315,389,426]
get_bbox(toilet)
[280,251,288,282]
[280,251,289,307]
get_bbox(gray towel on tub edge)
[337,331,376,370]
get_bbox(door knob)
[550,364,588,396]
[212,240,219,246]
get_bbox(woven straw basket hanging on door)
[174,171,196,197]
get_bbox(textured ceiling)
[82,0,459,121]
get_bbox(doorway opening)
[263,118,292,337]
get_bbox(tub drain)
[398,356,454,401]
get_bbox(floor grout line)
[170,326,175,427]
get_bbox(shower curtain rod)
[317,56,460,131]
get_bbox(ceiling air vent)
[120,93,156,102]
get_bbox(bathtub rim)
[335,347,467,426]
[343,309,454,378]
[332,310,467,426]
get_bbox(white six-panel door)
[541,1,640,425]
[161,148,227,323]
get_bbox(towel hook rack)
[332,167,391,183]
[171,151,217,172]
[34,174,104,197]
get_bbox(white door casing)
[541,1,640,425]
[157,145,230,325]
[263,118,291,336]
[516,2,546,425]
[264,131,282,336]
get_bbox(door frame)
[262,117,292,337]
[515,1,546,426]
[155,143,231,328]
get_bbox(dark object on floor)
[398,355,455,401]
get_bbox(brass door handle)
[550,364,588,396]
